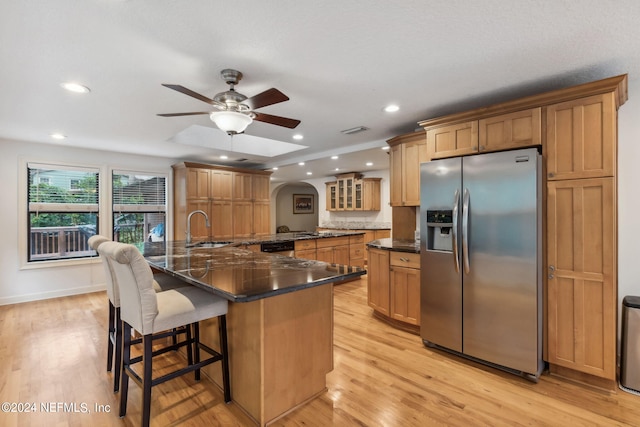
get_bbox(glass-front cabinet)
[326,173,381,212]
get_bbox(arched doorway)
[272,182,319,233]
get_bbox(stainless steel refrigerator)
[419,147,543,380]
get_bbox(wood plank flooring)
[1,276,638,426]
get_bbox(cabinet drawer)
[390,252,420,269]
[316,236,350,248]
[349,234,365,244]
[295,239,316,251]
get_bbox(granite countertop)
[238,230,364,245]
[366,238,420,253]
[143,241,365,303]
[318,222,391,230]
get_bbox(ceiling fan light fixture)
[209,111,253,134]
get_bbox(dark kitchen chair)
[88,235,188,393]
[98,241,231,427]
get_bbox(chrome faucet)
[186,210,210,244]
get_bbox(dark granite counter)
[143,241,365,302]
[366,238,420,253]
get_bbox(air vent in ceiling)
[340,126,369,135]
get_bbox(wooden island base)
[197,283,334,426]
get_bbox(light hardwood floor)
[1,276,638,426]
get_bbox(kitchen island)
[143,241,365,426]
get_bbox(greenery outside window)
[112,171,166,251]
[27,163,99,262]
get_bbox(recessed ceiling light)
[381,146,390,150]
[50,133,66,140]
[306,172,312,176]
[60,82,91,93]
[272,167,279,171]
[383,104,399,113]
[298,162,305,166]
[220,155,228,160]
[366,162,373,166]
[293,134,303,140]
[335,168,340,171]
[331,155,339,160]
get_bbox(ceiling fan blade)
[161,84,225,108]
[244,88,289,110]
[157,112,210,117]
[253,112,301,129]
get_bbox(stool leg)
[107,301,115,372]
[113,307,122,393]
[119,322,131,418]
[185,324,193,366]
[193,322,201,381]
[142,334,153,427]
[219,315,231,403]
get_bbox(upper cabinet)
[325,173,381,211]
[426,121,478,161]
[173,162,272,240]
[479,107,541,153]
[387,130,427,207]
[546,93,616,180]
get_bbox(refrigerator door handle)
[452,189,460,273]
[462,188,470,274]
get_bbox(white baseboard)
[0,284,106,306]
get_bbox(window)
[112,171,167,250]
[27,163,99,262]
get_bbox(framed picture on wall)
[293,194,314,214]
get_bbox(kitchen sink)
[187,241,233,248]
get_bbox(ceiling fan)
[158,69,301,135]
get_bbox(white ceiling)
[1,1,639,183]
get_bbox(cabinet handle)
[549,265,555,271]
[548,172,555,178]
[400,257,409,262]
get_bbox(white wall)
[274,183,319,232]
[0,138,176,305]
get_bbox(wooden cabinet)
[316,236,350,265]
[388,130,427,207]
[426,121,478,161]
[367,248,420,327]
[326,174,381,211]
[547,177,617,381]
[349,234,365,268]
[546,93,616,180]
[389,252,421,325]
[173,162,272,240]
[479,107,541,153]
[367,248,390,316]
[295,239,317,260]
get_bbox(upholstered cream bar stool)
[88,235,188,393]
[98,241,231,427]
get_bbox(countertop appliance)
[419,147,543,381]
[260,240,295,257]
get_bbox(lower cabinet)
[367,248,421,327]
[294,239,317,260]
[316,236,350,264]
[389,252,421,325]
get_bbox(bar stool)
[88,235,188,393]
[98,241,231,427]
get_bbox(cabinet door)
[252,174,270,202]
[337,180,345,210]
[211,170,233,200]
[362,179,381,211]
[479,107,541,153]
[389,144,403,206]
[252,201,270,237]
[426,121,478,161]
[211,200,233,239]
[402,139,427,206]
[547,178,616,380]
[233,173,253,200]
[325,182,337,211]
[316,247,334,263]
[367,248,390,316]
[334,245,350,265]
[354,181,363,210]
[345,177,354,210]
[295,249,317,260]
[186,168,210,200]
[390,265,420,326]
[185,199,210,240]
[546,93,616,180]
[232,200,253,238]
